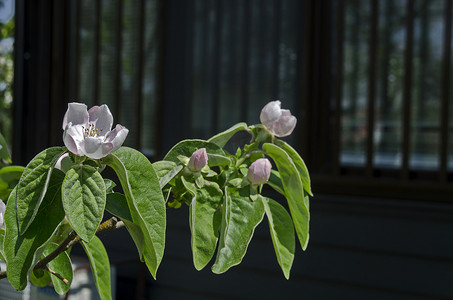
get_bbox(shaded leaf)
[16,147,66,234]
[263,143,309,250]
[262,197,295,279]
[81,236,111,300]
[105,192,144,261]
[267,169,285,195]
[4,170,65,290]
[0,131,11,163]
[212,187,265,273]
[62,165,106,242]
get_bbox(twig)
[0,217,124,281]
[47,266,69,285]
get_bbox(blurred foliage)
[0,17,14,150]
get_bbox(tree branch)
[0,217,124,281]
[47,266,69,285]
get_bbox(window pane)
[341,0,370,166]
[410,0,444,170]
[374,0,406,168]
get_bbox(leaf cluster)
[0,120,312,298]
[153,122,312,278]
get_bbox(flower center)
[82,123,103,138]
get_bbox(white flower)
[0,200,5,229]
[62,102,129,159]
[247,158,272,185]
[187,148,208,172]
[260,100,297,137]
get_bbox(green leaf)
[104,179,116,193]
[0,166,25,188]
[275,140,313,196]
[30,268,52,287]
[81,236,111,300]
[4,170,66,291]
[207,153,231,167]
[190,183,222,270]
[0,132,11,163]
[208,122,248,148]
[263,143,310,250]
[105,192,132,221]
[212,187,265,274]
[152,161,183,188]
[163,139,225,163]
[267,169,285,195]
[62,165,106,242]
[0,228,5,262]
[16,147,66,234]
[262,197,295,279]
[45,242,73,295]
[105,192,144,261]
[104,147,166,279]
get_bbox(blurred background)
[1,0,453,299]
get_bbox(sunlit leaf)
[163,139,225,163]
[190,183,222,270]
[262,197,295,279]
[62,165,106,242]
[208,122,248,148]
[81,236,111,300]
[263,143,309,250]
[275,140,313,196]
[212,187,265,274]
[45,242,73,295]
[16,147,66,234]
[4,170,65,290]
[104,147,166,278]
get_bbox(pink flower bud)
[0,200,5,229]
[260,100,297,137]
[247,158,271,185]
[188,148,208,172]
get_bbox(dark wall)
[95,192,453,299]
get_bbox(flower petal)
[260,100,282,128]
[88,104,113,135]
[62,103,89,129]
[247,158,272,185]
[271,115,297,137]
[55,153,70,170]
[104,124,129,152]
[80,137,105,159]
[63,124,83,156]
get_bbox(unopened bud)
[188,148,208,172]
[247,158,271,185]
[260,100,297,137]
